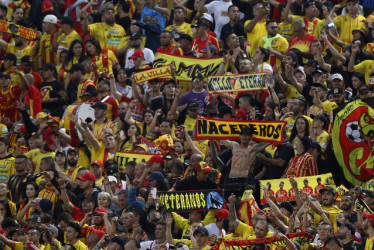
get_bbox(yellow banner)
[153,53,223,81]
[0,20,38,40]
[114,151,158,170]
[133,65,172,84]
[194,117,286,144]
[207,73,268,94]
[259,173,335,204]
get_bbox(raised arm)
[348,43,359,72]
[109,73,123,101]
[124,100,137,125]
[282,0,294,24]
[182,125,203,156]
[170,88,181,120]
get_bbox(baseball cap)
[363,190,374,198]
[0,72,10,79]
[21,55,34,65]
[146,155,164,165]
[91,160,104,168]
[233,109,247,118]
[192,72,204,82]
[338,222,355,235]
[108,175,117,184]
[195,19,208,27]
[80,196,95,203]
[312,69,324,76]
[178,33,192,42]
[108,236,125,250]
[43,14,58,24]
[91,102,107,110]
[319,186,337,196]
[304,1,316,8]
[195,162,212,173]
[47,225,58,236]
[3,53,17,62]
[41,1,53,13]
[187,100,200,111]
[61,16,74,26]
[36,112,48,120]
[359,84,370,94]
[39,199,53,215]
[93,206,107,215]
[352,26,368,36]
[216,209,229,219]
[294,68,306,77]
[67,147,79,154]
[146,171,165,181]
[163,79,177,87]
[363,212,374,224]
[331,86,344,96]
[77,172,96,182]
[193,227,209,237]
[330,73,343,81]
[129,50,144,59]
[202,13,213,23]
[130,32,142,40]
[67,63,85,73]
[39,63,56,71]
[305,59,317,67]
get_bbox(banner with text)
[356,198,373,213]
[153,53,223,81]
[0,20,38,40]
[259,173,335,205]
[115,151,158,170]
[158,189,224,212]
[194,117,286,144]
[207,73,268,94]
[211,232,314,250]
[134,65,172,84]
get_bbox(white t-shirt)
[205,0,244,41]
[125,48,155,69]
[115,83,132,99]
[205,223,226,238]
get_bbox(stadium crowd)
[0,0,372,249]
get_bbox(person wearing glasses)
[258,20,289,69]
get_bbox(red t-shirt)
[191,35,220,54]
[30,71,43,89]
[276,189,288,198]
[92,95,119,119]
[156,44,184,56]
[24,86,42,119]
[289,34,316,53]
[71,205,85,221]
[303,186,314,196]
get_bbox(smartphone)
[151,187,157,199]
[327,22,334,28]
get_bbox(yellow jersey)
[91,49,118,75]
[24,149,56,174]
[71,240,89,250]
[291,15,324,38]
[285,115,313,137]
[0,154,14,182]
[6,44,33,65]
[4,241,23,250]
[334,14,366,45]
[310,205,342,229]
[56,30,82,63]
[258,35,288,68]
[365,235,374,250]
[316,130,329,153]
[91,142,115,164]
[38,186,58,209]
[354,60,374,86]
[279,22,292,38]
[89,22,125,53]
[244,19,267,56]
[166,22,193,40]
[39,32,57,64]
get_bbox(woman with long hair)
[120,124,142,151]
[85,37,118,75]
[11,6,26,26]
[0,200,14,226]
[16,182,39,225]
[0,183,16,218]
[63,40,85,70]
[125,106,157,141]
[55,151,68,172]
[289,116,310,150]
[310,114,330,155]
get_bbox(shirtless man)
[220,127,269,197]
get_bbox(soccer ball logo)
[345,121,364,143]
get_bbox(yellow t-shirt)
[184,115,197,135]
[24,149,56,174]
[56,30,82,63]
[354,60,374,86]
[4,241,23,250]
[316,130,329,153]
[90,143,115,164]
[365,235,374,250]
[92,119,118,140]
[244,19,267,56]
[310,205,342,229]
[89,23,125,53]
[38,186,58,209]
[334,14,366,45]
[6,44,33,65]
[72,240,89,250]
[258,35,289,68]
[39,33,56,64]
[166,22,193,40]
[279,22,292,38]
[0,155,14,182]
[0,124,7,137]
[91,49,118,75]
[40,239,62,250]
[285,85,302,101]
